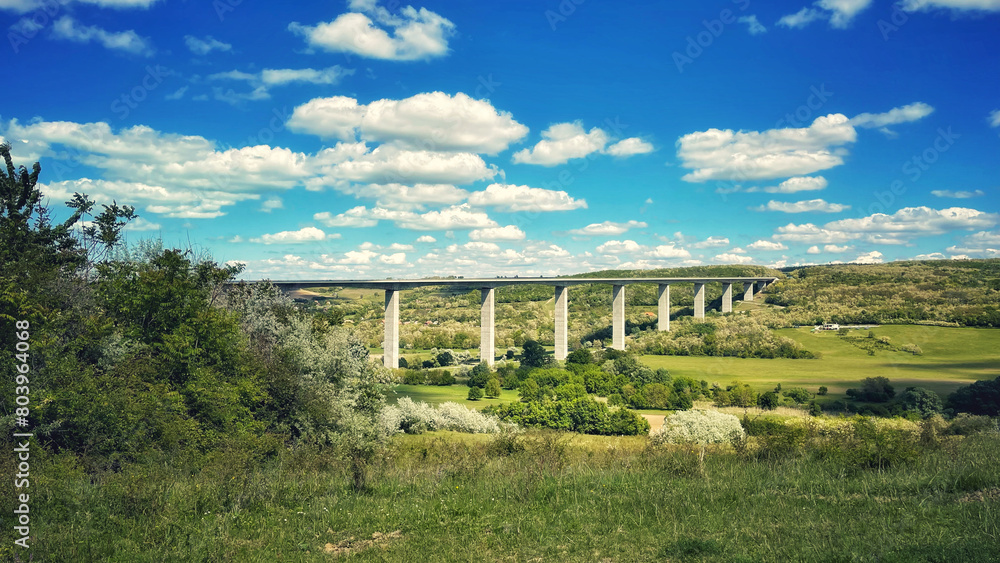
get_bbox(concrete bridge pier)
[744,282,754,302]
[383,289,400,369]
[612,284,626,350]
[657,284,670,331]
[554,286,568,360]
[722,282,733,313]
[481,288,495,366]
[693,282,705,319]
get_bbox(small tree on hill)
[484,377,502,398]
[520,339,550,368]
[847,376,895,403]
[467,386,484,401]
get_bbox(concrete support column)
[480,288,495,366]
[554,286,568,360]
[744,282,754,302]
[657,284,670,331]
[722,282,733,313]
[693,282,705,319]
[756,280,767,294]
[612,284,626,350]
[383,289,400,369]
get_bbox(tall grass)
[8,429,1000,562]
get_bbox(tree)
[519,378,540,402]
[817,386,828,396]
[484,377,502,398]
[565,347,593,365]
[467,361,491,388]
[846,377,895,403]
[467,386,484,401]
[947,376,1000,416]
[436,349,455,366]
[758,391,779,410]
[520,339,550,368]
[900,387,943,418]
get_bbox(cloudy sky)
[2,0,999,279]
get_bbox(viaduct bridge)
[267,276,778,369]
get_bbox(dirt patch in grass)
[323,529,402,557]
[643,414,665,432]
[957,488,1000,503]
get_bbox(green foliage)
[651,409,745,445]
[634,315,816,359]
[484,377,502,398]
[947,376,1000,416]
[900,386,943,418]
[467,386,484,401]
[565,347,593,365]
[436,349,455,366]
[485,397,649,435]
[782,387,812,404]
[425,369,455,385]
[818,386,828,396]
[467,361,491,388]
[402,369,426,385]
[809,401,822,416]
[846,376,895,403]
[520,339,550,368]
[758,391,779,410]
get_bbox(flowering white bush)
[651,409,745,446]
[380,398,509,435]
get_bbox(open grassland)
[640,325,1000,399]
[20,429,1000,562]
[389,384,520,409]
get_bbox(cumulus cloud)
[778,0,873,28]
[852,250,884,264]
[676,114,856,182]
[596,240,643,254]
[990,109,1000,128]
[184,35,231,55]
[774,207,998,244]
[51,16,154,56]
[512,122,609,166]
[739,14,767,34]
[752,199,850,213]
[340,183,468,209]
[288,92,527,154]
[313,203,497,231]
[208,66,354,103]
[603,137,654,157]
[260,197,283,213]
[651,244,691,258]
[468,225,526,241]
[249,227,332,244]
[567,220,647,236]
[932,189,985,199]
[313,144,498,186]
[691,236,730,248]
[416,235,436,243]
[747,240,788,251]
[714,252,754,264]
[467,183,587,212]
[288,1,455,61]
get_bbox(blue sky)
[2,0,999,279]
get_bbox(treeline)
[631,315,816,358]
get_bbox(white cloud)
[467,183,587,212]
[468,225,526,241]
[747,240,787,251]
[932,189,985,199]
[714,252,754,264]
[778,0,873,28]
[739,15,767,34]
[691,236,730,248]
[806,245,821,254]
[752,199,850,213]
[824,244,852,252]
[676,114,856,182]
[165,86,188,101]
[340,183,468,209]
[51,16,153,56]
[945,230,1000,257]
[315,144,498,185]
[567,220,647,236]
[312,203,497,231]
[850,102,934,130]
[261,67,354,86]
[776,7,825,27]
[852,250,884,264]
[512,122,609,166]
[990,109,1000,128]
[184,35,231,55]
[774,223,858,244]
[388,243,414,251]
[900,0,1000,12]
[825,206,998,236]
[416,235,436,243]
[288,2,455,61]
[650,244,691,258]
[767,176,828,193]
[249,227,334,244]
[380,252,407,264]
[596,240,643,254]
[288,92,527,154]
[123,216,161,231]
[260,197,283,212]
[40,178,254,219]
[603,137,654,157]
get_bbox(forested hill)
[765,260,1000,327]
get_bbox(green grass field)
[640,325,1000,398]
[388,384,519,409]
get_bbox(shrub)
[565,347,593,365]
[436,350,455,367]
[757,391,779,410]
[900,386,943,418]
[809,402,822,416]
[467,361,491,388]
[467,386,484,401]
[782,387,812,404]
[946,413,997,435]
[846,376,895,403]
[402,370,425,385]
[817,386,828,396]
[521,339,550,368]
[398,356,409,368]
[650,409,745,446]
[947,376,1000,416]
[484,377,502,398]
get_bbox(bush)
[485,377,502,398]
[809,402,822,416]
[402,370,425,385]
[650,410,745,446]
[900,386,943,418]
[467,361,492,388]
[782,387,812,404]
[947,376,1000,416]
[757,391,779,410]
[467,386,484,401]
[565,347,593,365]
[436,350,455,367]
[817,386,828,396]
[521,339,550,368]
[846,376,895,403]
[946,413,997,435]
[425,370,455,386]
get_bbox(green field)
[388,384,520,409]
[640,325,1000,399]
